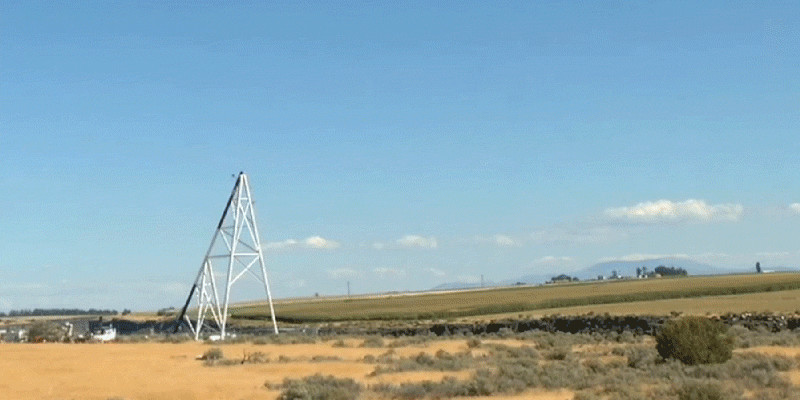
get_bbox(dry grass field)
[5,273,800,399]
[469,287,800,321]
[233,273,800,322]
[0,339,573,400]
[2,332,800,400]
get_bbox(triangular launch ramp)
[177,172,278,339]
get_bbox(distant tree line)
[654,265,688,276]
[550,274,579,282]
[0,308,118,317]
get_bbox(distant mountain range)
[431,257,797,290]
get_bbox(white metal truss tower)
[177,172,278,339]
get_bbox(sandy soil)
[0,339,572,400]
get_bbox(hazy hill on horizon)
[433,257,798,290]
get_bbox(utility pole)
[347,281,351,298]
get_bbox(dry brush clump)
[656,317,733,365]
[271,374,361,400]
[370,349,475,375]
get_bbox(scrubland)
[2,328,800,400]
[5,273,800,399]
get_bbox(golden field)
[2,336,800,400]
[233,272,800,322]
[0,339,572,400]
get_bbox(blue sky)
[1,1,799,311]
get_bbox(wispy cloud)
[304,236,340,249]
[264,236,340,250]
[532,255,575,265]
[790,203,800,214]
[396,235,438,249]
[475,234,521,247]
[530,226,625,244]
[426,268,446,277]
[598,253,690,263]
[327,268,360,279]
[264,239,299,249]
[373,267,405,278]
[604,199,742,223]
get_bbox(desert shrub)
[544,346,570,361]
[251,336,270,345]
[163,334,192,343]
[626,347,656,368]
[582,357,605,374]
[388,335,437,348]
[677,381,727,400]
[331,339,348,347]
[372,375,497,399]
[311,355,342,362]
[360,336,384,348]
[202,347,224,360]
[730,325,800,348]
[277,374,360,400]
[656,317,733,365]
[466,338,481,348]
[573,390,601,400]
[243,351,270,364]
[27,321,66,342]
[488,344,540,361]
[371,350,474,375]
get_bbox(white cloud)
[264,239,299,249]
[790,203,800,214]
[327,268,359,279]
[604,199,742,223]
[493,234,518,247]
[304,236,340,249]
[373,267,405,277]
[372,242,385,250]
[396,235,438,249]
[264,236,339,250]
[473,234,522,247]
[427,268,446,277]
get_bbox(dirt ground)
[0,338,570,400]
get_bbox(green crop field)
[230,272,800,322]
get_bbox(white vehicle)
[91,325,117,342]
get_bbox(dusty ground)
[0,338,569,400]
